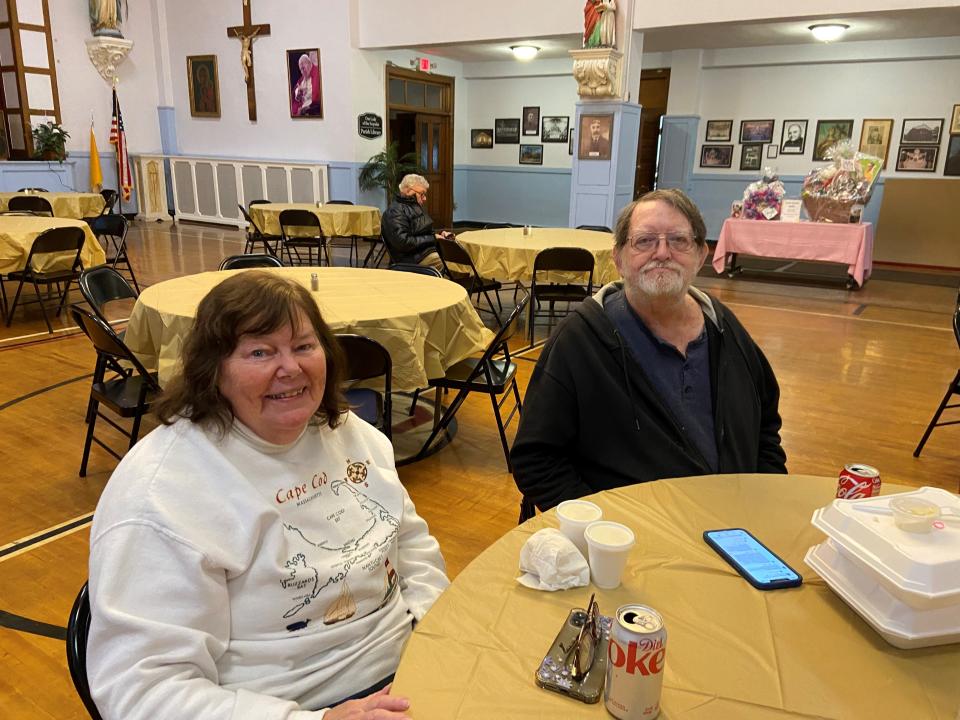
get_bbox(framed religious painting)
[578,113,614,160]
[519,144,543,165]
[187,55,220,118]
[900,118,943,145]
[471,129,493,148]
[541,116,569,143]
[779,120,807,155]
[896,145,938,172]
[522,106,540,136]
[287,49,323,118]
[739,119,774,144]
[812,119,854,161]
[699,144,733,168]
[858,119,894,168]
[495,118,520,144]
[705,120,732,142]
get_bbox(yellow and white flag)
[89,121,103,192]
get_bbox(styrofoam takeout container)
[810,487,960,610]
[805,539,960,649]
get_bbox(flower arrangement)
[32,121,70,162]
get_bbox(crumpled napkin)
[517,528,590,591]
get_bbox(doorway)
[633,68,671,199]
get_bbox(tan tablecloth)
[0,216,104,274]
[0,192,105,219]
[249,203,381,238]
[123,267,493,392]
[456,228,618,285]
[393,475,960,719]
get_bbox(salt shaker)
[310,272,319,291]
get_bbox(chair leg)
[488,388,513,473]
[914,371,960,457]
[418,387,470,458]
[55,278,73,317]
[5,277,26,327]
[32,279,54,333]
[408,388,422,416]
[80,400,99,477]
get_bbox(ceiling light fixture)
[808,24,849,43]
[510,45,540,61]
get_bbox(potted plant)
[32,121,70,162]
[359,141,422,204]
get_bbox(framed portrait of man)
[858,119,894,168]
[541,116,569,143]
[578,113,614,160]
[812,119,854,161]
[779,120,807,155]
[522,106,540,136]
[287,49,323,118]
[495,118,520,144]
[187,55,220,118]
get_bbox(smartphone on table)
[703,528,802,590]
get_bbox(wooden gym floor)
[1,219,958,718]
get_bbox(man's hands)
[324,685,411,720]
[435,230,454,240]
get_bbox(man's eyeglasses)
[414,189,428,201]
[563,594,601,679]
[626,232,697,254]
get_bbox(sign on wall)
[358,113,383,139]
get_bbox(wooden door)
[633,69,671,199]
[416,113,451,227]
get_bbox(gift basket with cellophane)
[801,140,882,223]
[741,167,785,220]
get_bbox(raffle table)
[0,216,104,274]
[712,219,873,288]
[123,267,493,392]
[393,474,960,719]
[248,203,381,239]
[0,191,105,219]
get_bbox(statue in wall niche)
[89,0,126,38]
[583,0,616,48]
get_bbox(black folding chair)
[416,294,529,470]
[338,334,393,440]
[238,203,279,256]
[436,236,503,325]
[99,189,118,216]
[70,305,160,476]
[279,209,328,267]
[17,186,48,192]
[4,226,85,332]
[914,308,960,458]
[66,582,103,720]
[388,263,442,278]
[528,247,594,344]
[87,214,139,292]
[576,224,612,233]
[9,194,53,216]
[219,253,283,270]
[79,265,137,328]
[482,222,519,229]
[325,200,362,266]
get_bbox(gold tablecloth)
[0,192,105,219]
[249,203,381,238]
[0,216,104,274]
[393,475,960,719]
[456,228,618,284]
[123,267,493,392]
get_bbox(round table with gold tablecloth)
[392,474,960,719]
[0,192,105,219]
[0,216,104,274]
[249,203,381,239]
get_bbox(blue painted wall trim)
[455,164,571,226]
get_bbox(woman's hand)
[324,685,411,720]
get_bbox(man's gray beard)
[634,262,687,298]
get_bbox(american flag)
[110,88,133,202]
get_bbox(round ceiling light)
[510,45,540,61]
[808,24,849,43]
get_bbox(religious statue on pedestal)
[583,0,616,48]
[89,0,126,38]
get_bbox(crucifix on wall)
[227,0,270,121]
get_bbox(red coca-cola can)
[836,464,881,499]
[605,605,666,719]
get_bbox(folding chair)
[482,222,519,229]
[79,265,137,328]
[238,203,279,256]
[338,334,393,440]
[436,236,503,325]
[528,247,594,344]
[914,308,960,458]
[416,294,529,470]
[70,305,160,476]
[388,263,442,278]
[9,194,54,216]
[219,253,283,270]
[4,226,85,332]
[325,200,362,266]
[99,189,118,216]
[66,582,103,720]
[17,186,48,192]
[279,209,328,266]
[576,224,612,233]
[87,214,140,292]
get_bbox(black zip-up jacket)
[381,193,437,264]
[511,283,787,511]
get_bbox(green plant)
[32,121,70,162]
[358,141,422,203]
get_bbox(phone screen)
[705,529,800,586]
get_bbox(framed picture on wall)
[578,113,614,160]
[951,104,960,135]
[944,135,960,176]
[896,145,938,172]
[900,118,943,145]
[766,144,778,159]
[705,120,732,142]
[780,120,807,154]
[542,116,569,142]
[522,106,540,135]
[495,118,520,144]
[287,49,323,118]
[812,119,854,161]
[186,55,220,118]
[739,119,774,144]
[569,131,574,155]
[700,144,733,168]
[471,129,493,148]
[740,144,763,171]
[858,118,894,168]
[519,144,543,165]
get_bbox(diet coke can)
[605,605,667,719]
[836,463,881,499]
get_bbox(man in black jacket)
[380,174,448,271]
[511,189,786,511]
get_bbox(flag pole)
[113,77,123,217]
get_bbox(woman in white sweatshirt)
[87,271,449,719]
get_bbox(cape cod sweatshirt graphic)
[280,464,400,624]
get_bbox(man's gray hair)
[399,174,429,193]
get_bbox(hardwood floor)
[1,218,958,718]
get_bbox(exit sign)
[419,57,430,72]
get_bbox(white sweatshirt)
[87,412,449,719]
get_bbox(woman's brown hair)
[154,271,347,432]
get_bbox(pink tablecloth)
[712,219,874,286]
